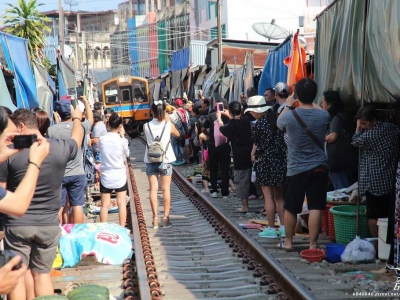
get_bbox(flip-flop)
[235,208,249,213]
[275,241,295,252]
[260,208,267,216]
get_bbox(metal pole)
[77,13,83,79]
[356,0,370,237]
[129,0,133,18]
[217,0,222,65]
[59,0,64,55]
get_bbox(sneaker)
[200,189,210,194]
[163,217,172,228]
[178,160,185,166]
[222,196,228,200]
[210,192,218,198]
[171,161,179,166]
[279,227,286,238]
[258,227,278,238]
[152,218,159,229]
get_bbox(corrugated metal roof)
[190,40,207,66]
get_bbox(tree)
[2,0,51,59]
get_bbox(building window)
[210,24,226,39]
[207,1,217,20]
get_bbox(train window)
[104,81,119,104]
[132,81,147,102]
[121,88,131,102]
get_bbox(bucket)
[377,218,390,260]
[325,243,345,263]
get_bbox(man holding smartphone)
[0,109,49,296]
[0,105,84,300]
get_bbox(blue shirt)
[277,108,330,176]
[0,186,6,200]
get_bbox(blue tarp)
[258,36,292,95]
[171,47,190,72]
[0,33,39,109]
[57,64,67,98]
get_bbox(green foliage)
[42,57,56,76]
[2,0,51,59]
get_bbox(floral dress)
[252,114,287,186]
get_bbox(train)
[101,75,151,135]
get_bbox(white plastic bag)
[251,165,256,183]
[341,236,376,263]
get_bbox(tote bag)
[214,120,228,147]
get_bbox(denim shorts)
[146,162,173,176]
[61,174,86,207]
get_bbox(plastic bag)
[341,236,376,263]
[251,165,257,183]
[214,120,228,147]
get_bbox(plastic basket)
[329,205,370,244]
[322,204,334,237]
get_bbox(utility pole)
[129,0,133,18]
[59,0,64,55]
[76,13,82,78]
[217,0,222,65]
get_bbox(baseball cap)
[175,99,183,107]
[274,82,290,95]
[54,99,71,119]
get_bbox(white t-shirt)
[144,119,176,163]
[99,132,130,189]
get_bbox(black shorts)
[284,165,328,214]
[365,191,390,219]
[100,182,128,194]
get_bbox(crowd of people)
[0,96,130,299]
[1,76,400,298]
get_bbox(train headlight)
[118,76,130,83]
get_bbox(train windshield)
[104,81,119,104]
[132,81,147,102]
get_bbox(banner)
[0,70,17,112]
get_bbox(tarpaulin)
[171,47,190,72]
[243,53,254,93]
[258,36,291,96]
[0,70,17,112]
[314,0,365,104]
[285,31,306,93]
[33,62,53,117]
[0,33,38,108]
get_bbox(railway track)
[130,137,313,299]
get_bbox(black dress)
[252,113,287,186]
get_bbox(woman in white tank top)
[144,100,180,229]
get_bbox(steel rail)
[125,159,152,300]
[172,167,316,300]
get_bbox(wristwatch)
[287,105,295,110]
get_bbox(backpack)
[83,126,96,185]
[146,121,170,163]
[173,113,187,139]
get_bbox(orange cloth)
[284,31,307,93]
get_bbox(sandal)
[260,208,267,216]
[275,241,295,252]
[235,207,248,213]
[152,216,159,229]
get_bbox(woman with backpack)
[144,100,181,228]
[99,113,130,227]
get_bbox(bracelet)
[72,117,81,121]
[28,160,40,170]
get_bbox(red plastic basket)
[321,207,329,235]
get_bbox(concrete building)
[43,10,119,82]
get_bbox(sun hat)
[244,95,273,114]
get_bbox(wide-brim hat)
[244,95,272,114]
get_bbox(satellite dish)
[64,0,78,11]
[252,19,289,40]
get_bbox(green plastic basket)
[329,205,370,244]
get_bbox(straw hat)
[244,95,272,114]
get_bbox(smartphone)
[13,134,37,149]
[293,92,298,100]
[76,86,84,99]
[217,102,224,112]
[0,250,23,270]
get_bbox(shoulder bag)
[292,110,324,150]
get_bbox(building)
[43,9,119,82]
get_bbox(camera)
[13,134,37,149]
[0,250,22,270]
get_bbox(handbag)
[292,110,324,150]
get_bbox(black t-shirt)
[202,112,230,147]
[219,116,253,170]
